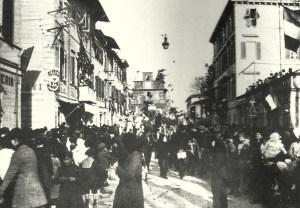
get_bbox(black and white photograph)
[1,0,300,207]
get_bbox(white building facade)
[210,0,300,125]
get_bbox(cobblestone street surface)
[100,158,263,208]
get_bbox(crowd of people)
[1,112,300,208]
[138,115,300,208]
[0,119,149,208]
[185,124,300,208]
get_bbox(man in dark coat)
[172,125,189,179]
[157,125,171,179]
[141,131,154,172]
[92,142,112,191]
[210,130,229,208]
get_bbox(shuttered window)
[95,77,99,97]
[70,55,76,85]
[256,42,261,60]
[241,42,246,59]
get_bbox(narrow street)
[100,158,263,208]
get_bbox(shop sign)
[47,68,60,91]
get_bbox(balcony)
[79,86,96,103]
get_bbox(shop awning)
[56,96,78,104]
[84,103,99,115]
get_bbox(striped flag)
[283,7,300,53]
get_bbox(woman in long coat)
[113,133,144,208]
[0,128,48,208]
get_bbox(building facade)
[0,0,23,128]
[131,72,169,115]
[14,0,128,128]
[185,94,206,120]
[209,0,300,125]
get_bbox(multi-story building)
[209,0,300,125]
[185,94,206,120]
[131,72,169,115]
[0,0,23,128]
[15,0,128,128]
[93,29,129,125]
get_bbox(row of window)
[55,42,77,85]
[95,76,126,103]
[0,74,14,86]
[214,40,235,76]
[214,78,236,101]
[214,14,234,55]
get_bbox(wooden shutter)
[256,42,261,60]
[95,77,99,97]
[241,42,246,59]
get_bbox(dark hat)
[97,142,106,150]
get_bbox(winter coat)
[0,145,48,208]
[56,164,84,208]
[113,150,144,208]
[157,133,171,159]
[92,150,111,188]
[80,157,97,193]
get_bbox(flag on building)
[283,7,300,53]
[265,94,279,111]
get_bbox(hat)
[97,142,106,150]
[270,132,281,141]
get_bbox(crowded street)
[3,0,300,207]
[103,159,263,208]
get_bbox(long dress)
[113,150,144,208]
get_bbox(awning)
[104,35,120,49]
[56,96,79,104]
[84,103,99,115]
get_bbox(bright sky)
[97,0,228,110]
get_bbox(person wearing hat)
[92,142,112,193]
[113,133,144,208]
[0,128,48,208]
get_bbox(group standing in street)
[2,111,300,208]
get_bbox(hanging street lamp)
[161,34,169,49]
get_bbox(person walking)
[113,133,144,208]
[210,129,229,208]
[157,125,171,179]
[92,142,111,193]
[0,128,48,208]
[141,131,154,172]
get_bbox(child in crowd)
[55,152,84,208]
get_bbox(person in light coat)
[0,128,48,208]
